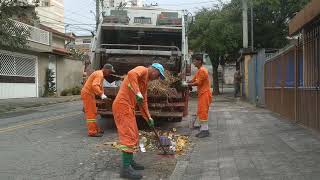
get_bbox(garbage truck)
[90,7,191,123]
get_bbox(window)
[134,17,152,24]
[41,0,50,7]
[82,39,91,44]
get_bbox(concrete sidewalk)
[0,96,81,114]
[171,94,320,180]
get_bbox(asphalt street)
[0,100,179,180]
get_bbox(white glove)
[181,81,188,87]
[136,92,144,104]
[101,94,107,100]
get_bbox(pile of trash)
[100,128,190,155]
[138,128,190,155]
[148,71,180,98]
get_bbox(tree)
[252,0,310,48]
[0,0,39,49]
[68,48,89,61]
[189,0,310,95]
[189,1,242,95]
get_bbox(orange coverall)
[191,66,212,121]
[112,66,151,153]
[81,70,104,136]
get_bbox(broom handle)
[139,105,167,154]
[151,126,167,154]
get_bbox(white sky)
[64,0,230,35]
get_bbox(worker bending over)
[81,64,115,137]
[112,63,165,179]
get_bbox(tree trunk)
[212,67,220,95]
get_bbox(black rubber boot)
[120,165,143,179]
[196,130,210,138]
[131,160,145,170]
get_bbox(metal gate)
[264,21,320,131]
[296,22,320,130]
[0,50,38,99]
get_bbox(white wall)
[0,83,37,99]
[224,65,236,85]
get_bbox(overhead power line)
[160,0,219,6]
[38,14,93,28]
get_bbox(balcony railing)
[13,20,50,46]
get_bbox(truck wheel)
[100,115,116,129]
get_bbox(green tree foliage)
[252,0,310,48]
[0,0,39,49]
[189,1,242,94]
[189,0,310,94]
[68,48,89,61]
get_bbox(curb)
[169,161,189,180]
[0,96,81,115]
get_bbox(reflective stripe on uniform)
[86,119,96,123]
[119,145,131,151]
[118,145,138,152]
[128,83,132,90]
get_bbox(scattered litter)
[98,128,190,156]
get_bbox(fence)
[246,50,267,106]
[264,21,320,131]
[240,50,270,106]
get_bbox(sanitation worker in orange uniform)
[188,55,212,138]
[112,63,165,179]
[81,64,115,137]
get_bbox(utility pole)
[250,0,254,51]
[242,0,248,48]
[96,0,100,30]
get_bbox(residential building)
[74,35,93,54]
[35,0,65,33]
[0,18,83,99]
[104,0,143,8]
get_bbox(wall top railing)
[265,44,295,62]
[12,20,51,46]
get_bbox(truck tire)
[100,115,116,129]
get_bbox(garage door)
[0,50,38,99]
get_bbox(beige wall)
[56,58,84,94]
[38,55,83,96]
[36,0,64,32]
[52,35,65,48]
